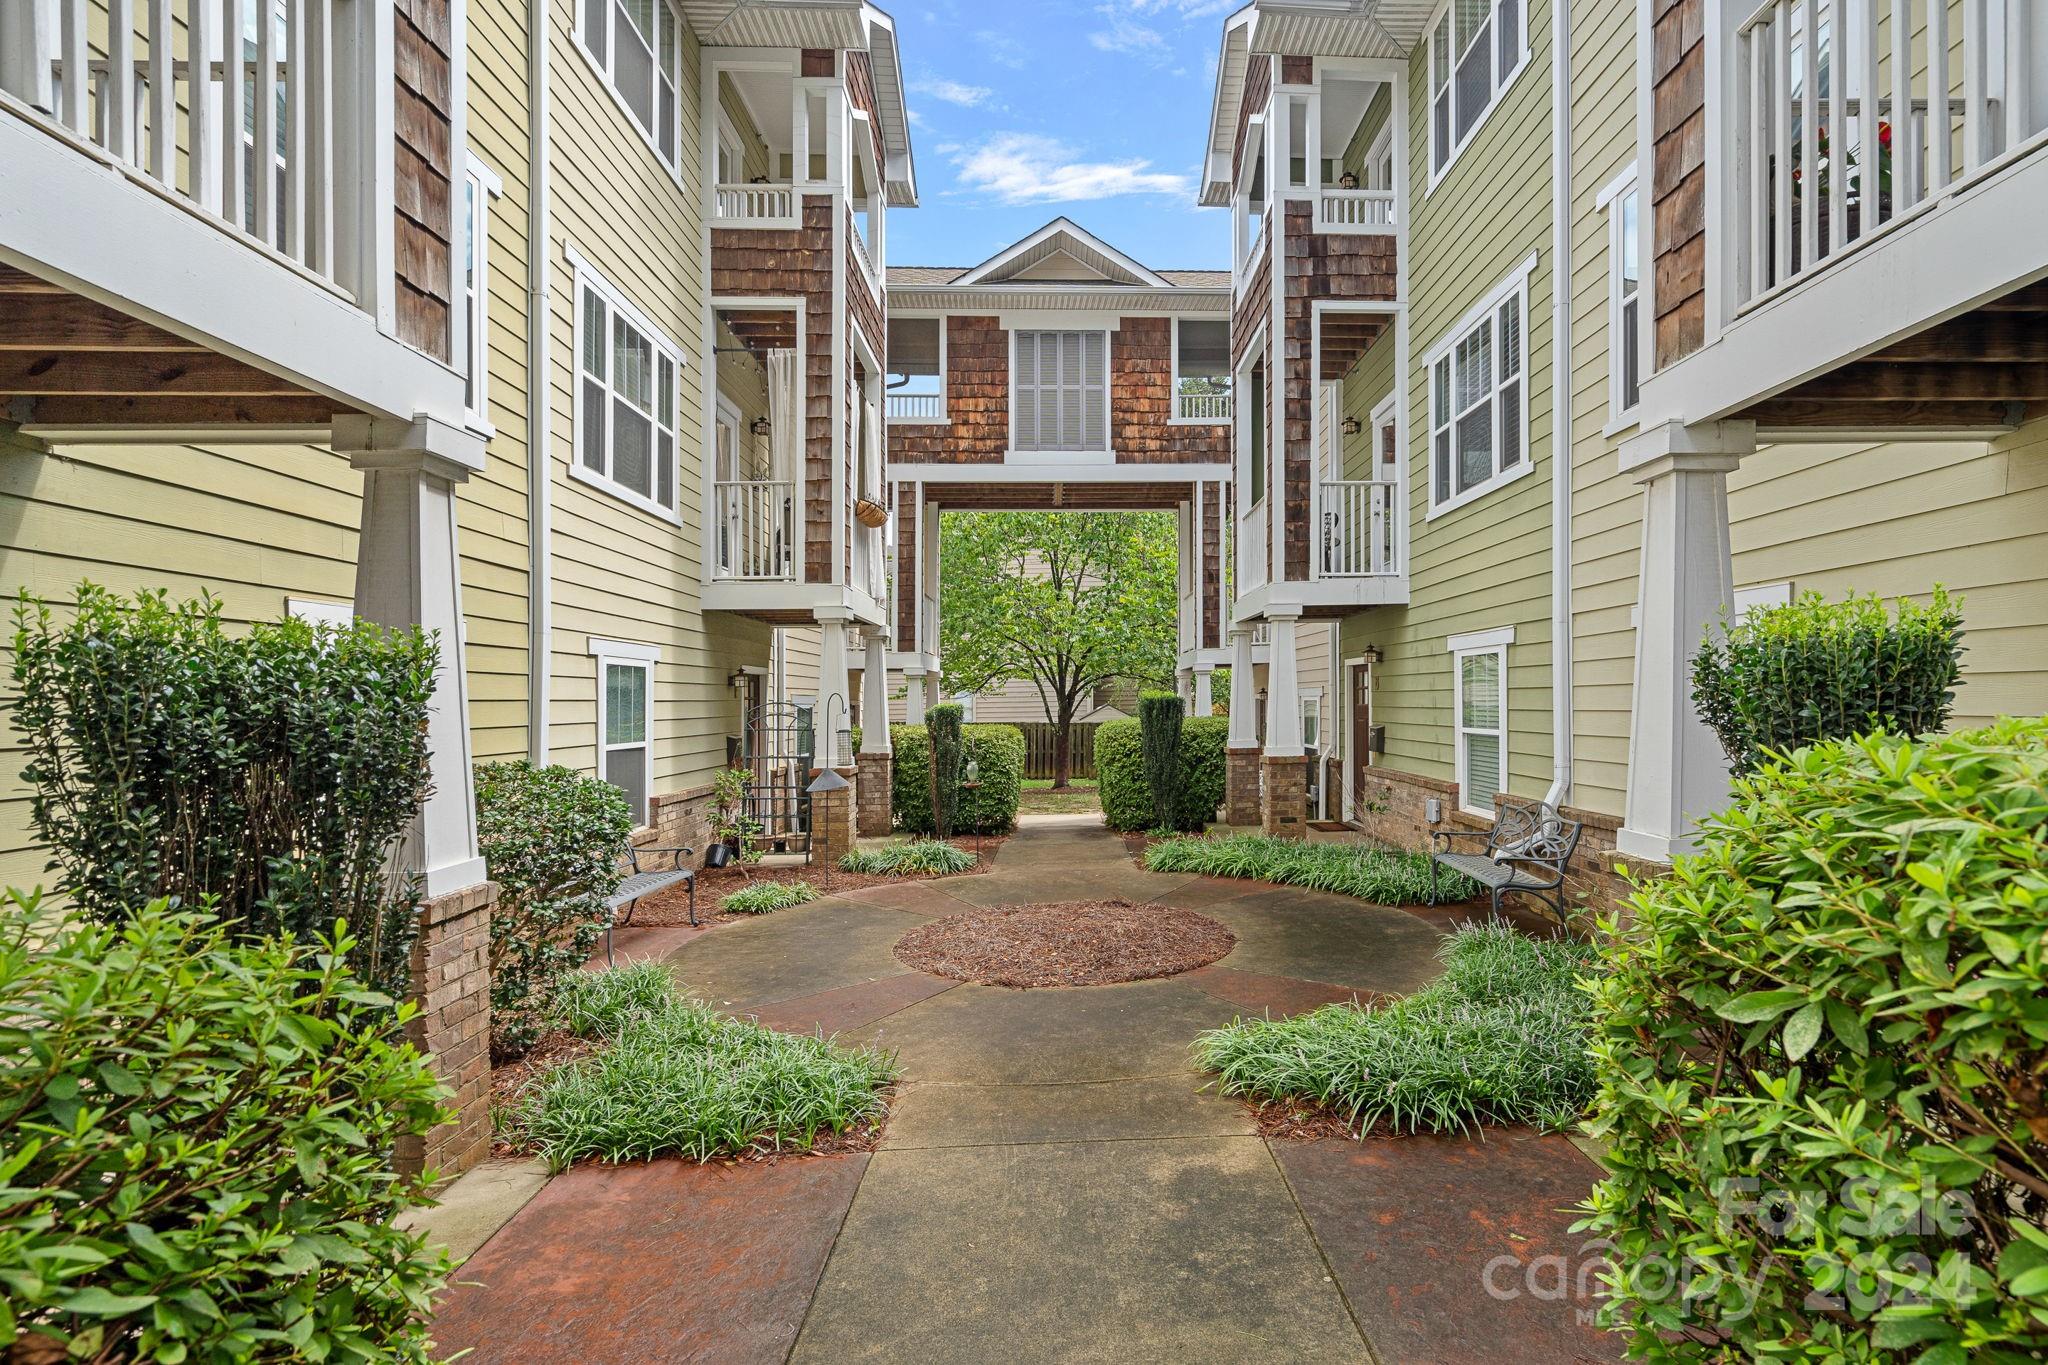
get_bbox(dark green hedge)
[855,724,1023,834]
[1099,715,1227,831]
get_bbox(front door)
[1349,662,1371,822]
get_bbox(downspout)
[1544,0,1574,809]
[524,0,553,764]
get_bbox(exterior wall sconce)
[750,417,772,437]
[1362,644,1383,665]
[726,670,747,692]
[1340,416,1362,436]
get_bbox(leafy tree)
[938,512,1178,787]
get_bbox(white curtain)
[862,396,883,502]
[766,348,799,486]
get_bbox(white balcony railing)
[1318,479,1401,578]
[1175,391,1233,422]
[2,0,380,300]
[887,392,944,421]
[714,479,794,580]
[1315,188,1398,232]
[1732,0,2048,311]
[715,182,795,223]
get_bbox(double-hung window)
[575,263,681,518]
[577,0,682,166]
[1602,169,1642,422]
[1427,259,1529,514]
[590,640,657,825]
[1448,628,1511,816]
[1428,0,1527,182]
[1013,330,1108,453]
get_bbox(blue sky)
[887,0,1238,272]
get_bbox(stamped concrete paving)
[432,814,1618,1363]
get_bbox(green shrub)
[1691,586,1964,775]
[550,960,676,1038]
[839,839,977,876]
[925,702,965,838]
[514,983,896,1170]
[1197,923,1604,1133]
[10,585,437,997]
[0,894,450,1362]
[883,723,1024,835]
[475,762,634,1059]
[720,879,817,914]
[1579,718,2048,1361]
[1099,715,1229,832]
[1138,691,1185,829]
[1142,833,1476,906]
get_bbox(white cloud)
[1088,13,1166,56]
[975,29,1029,69]
[911,76,993,108]
[948,133,1191,205]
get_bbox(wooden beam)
[0,266,65,294]
[7,395,343,426]
[1740,397,2026,429]
[1978,281,2048,312]
[1869,316,2048,363]
[1791,363,2048,401]
[0,295,208,351]
[0,352,311,395]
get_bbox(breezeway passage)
[430,814,1616,1362]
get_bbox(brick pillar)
[1261,755,1310,839]
[810,768,858,864]
[397,880,497,1180]
[856,751,893,836]
[1226,745,1263,827]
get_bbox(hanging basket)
[853,497,889,529]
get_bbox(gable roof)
[953,218,1173,288]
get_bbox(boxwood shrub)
[1579,716,2048,1362]
[872,723,1024,835]
[1099,715,1227,831]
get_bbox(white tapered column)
[336,415,487,898]
[903,669,928,723]
[1618,421,1751,862]
[1261,610,1303,758]
[814,610,853,769]
[1193,668,1214,718]
[860,630,891,753]
[1227,629,1258,747]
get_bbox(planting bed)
[621,837,1003,927]
[894,899,1236,989]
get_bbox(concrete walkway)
[431,814,1619,1363]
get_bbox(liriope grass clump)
[839,839,977,876]
[549,958,675,1037]
[1195,923,1603,1134]
[720,879,818,914]
[1143,833,1477,906]
[517,965,895,1170]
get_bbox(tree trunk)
[1052,694,1077,788]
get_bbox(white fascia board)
[956,217,1173,288]
[0,115,462,422]
[897,461,1230,484]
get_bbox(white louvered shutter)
[1081,331,1106,450]
[1014,331,1037,449]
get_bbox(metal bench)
[1427,800,1583,926]
[603,844,696,965]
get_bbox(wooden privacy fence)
[1019,722,1099,781]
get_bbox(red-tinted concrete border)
[1181,964,1376,1018]
[748,971,958,1036]
[431,1155,868,1364]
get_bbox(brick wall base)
[810,768,858,864]
[397,879,497,1181]
[1261,755,1310,839]
[1225,745,1263,826]
[856,751,893,836]
[647,782,716,857]
[1348,764,1666,924]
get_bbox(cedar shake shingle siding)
[394,0,453,361]
[1652,0,1707,366]
[1112,318,1229,464]
[887,316,1008,465]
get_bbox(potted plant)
[707,766,763,873]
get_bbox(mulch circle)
[894,899,1236,989]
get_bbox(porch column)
[856,629,892,836]
[1192,667,1214,718]
[1225,627,1261,826]
[336,414,488,898]
[813,609,854,768]
[333,413,494,1182]
[903,668,929,724]
[1618,420,1752,862]
[1260,609,1309,838]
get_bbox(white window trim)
[1425,252,1536,521]
[887,313,949,425]
[571,0,685,179]
[1425,0,1531,193]
[1448,632,1510,818]
[1234,113,1269,276]
[1734,581,1793,618]
[569,250,685,524]
[588,637,659,827]
[462,154,503,436]
[715,109,744,185]
[1299,688,1324,751]
[286,597,354,628]
[1169,316,1233,427]
[1008,327,1112,456]
[1599,164,1642,434]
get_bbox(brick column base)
[397,879,497,1181]
[1261,755,1310,840]
[1226,745,1263,827]
[856,751,893,836]
[810,768,859,865]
